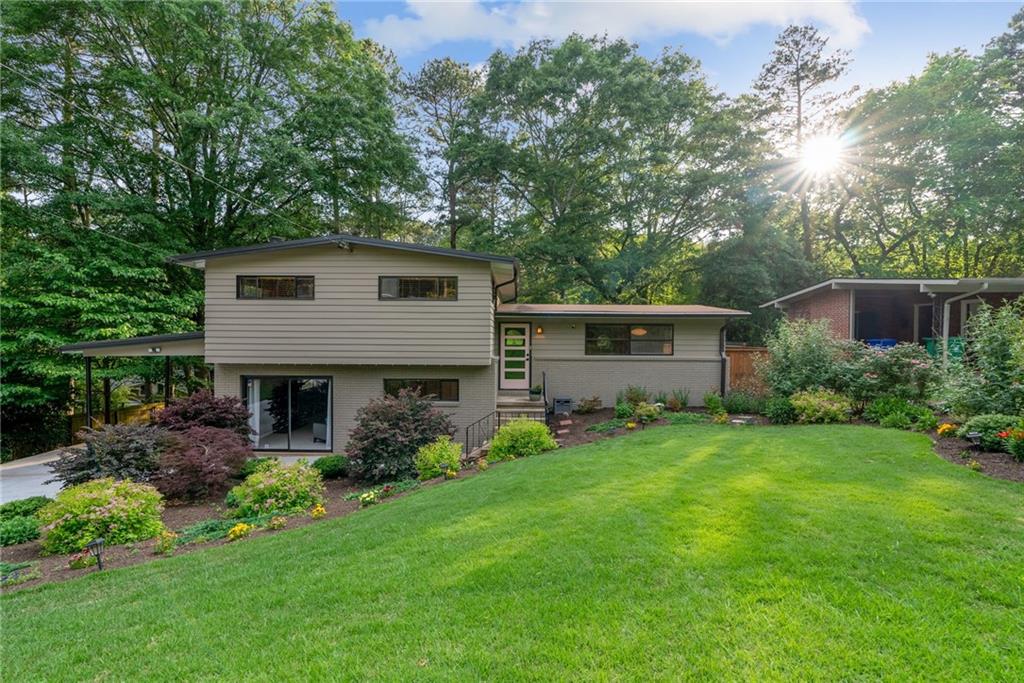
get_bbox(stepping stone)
[558,419,573,426]
[556,429,570,435]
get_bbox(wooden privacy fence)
[70,402,165,435]
[726,346,767,392]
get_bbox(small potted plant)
[529,384,543,400]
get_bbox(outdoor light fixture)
[535,326,543,335]
[966,431,983,448]
[86,538,105,570]
[148,346,161,353]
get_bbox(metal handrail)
[464,406,549,456]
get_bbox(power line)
[0,61,316,238]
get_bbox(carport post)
[164,356,172,406]
[103,377,112,425]
[84,356,93,428]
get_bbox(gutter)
[941,282,989,367]
[719,323,728,396]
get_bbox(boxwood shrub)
[488,419,557,461]
[312,455,348,480]
[957,414,1021,452]
[37,478,165,554]
[789,389,854,424]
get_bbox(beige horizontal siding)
[204,245,495,364]
[497,317,725,359]
[214,363,497,453]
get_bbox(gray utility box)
[553,397,573,415]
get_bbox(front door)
[499,323,530,389]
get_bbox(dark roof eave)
[496,311,750,318]
[60,331,204,353]
[168,234,518,268]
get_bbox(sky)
[337,1,1021,96]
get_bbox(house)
[61,234,747,453]
[761,277,1024,361]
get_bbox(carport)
[59,331,205,428]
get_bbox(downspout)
[719,323,728,396]
[941,282,988,368]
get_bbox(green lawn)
[3,425,1022,680]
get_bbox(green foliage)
[957,415,1021,452]
[312,455,348,480]
[665,389,690,412]
[226,460,325,518]
[0,560,40,587]
[414,436,463,480]
[343,479,420,502]
[940,300,1024,417]
[0,496,52,522]
[652,392,669,406]
[46,423,174,487]
[618,386,650,407]
[574,396,602,414]
[586,418,630,434]
[0,516,41,546]
[758,319,840,396]
[37,478,165,554]
[722,392,764,415]
[879,412,913,430]
[175,514,275,546]
[633,402,661,424]
[865,398,937,433]
[703,392,726,415]
[790,390,854,424]
[346,389,455,483]
[763,397,798,425]
[837,343,938,404]
[487,420,557,462]
[238,457,275,480]
[614,402,634,419]
[1005,430,1024,462]
[663,412,710,426]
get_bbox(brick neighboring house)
[761,278,1024,362]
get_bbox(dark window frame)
[584,323,674,356]
[236,275,315,300]
[383,378,460,402]
[240,375,332,452]
[378,276,459,301]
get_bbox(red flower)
[997,431,1010,438]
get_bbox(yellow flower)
[625,421,637,430]
[310,503,326,519]
[937,423,957,436]
[227,523,253,542]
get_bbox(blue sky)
[338,1,1020,96]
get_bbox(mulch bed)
[929,433,1024,483]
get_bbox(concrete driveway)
[0,450,64,504]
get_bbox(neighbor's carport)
[59,331,205,428]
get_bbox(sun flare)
[800,135,845,176]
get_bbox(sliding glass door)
[243,376,331,451]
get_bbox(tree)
[755,25,851,259]
[465,35,762,303]
[402,58,483,248]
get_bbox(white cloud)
[363,1,870,54]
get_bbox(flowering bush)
[310,504,326,519]
[47,423,174,487]
[757,319,840,396]
[154,390,252,438]
[1001,429,1024,461]
[937,423,958,437]
[836,343,938,403]
[358,491,379,507]
[956,414,1020,452]
[38,478,165,554]
[414,435,463,480]
[227,522,253,542]
[346,389,455,483]
[625,421,638,430]
[152,427,251,501]
[226,459,324,517]
[789,389,854,424]
[711,412,730,425]
[487,419,557,461]
[633,402,661,424]
[268,516,288,530]
[153,530,178,555]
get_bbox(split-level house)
[62,234,747,453]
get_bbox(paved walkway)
[0,449,65,504]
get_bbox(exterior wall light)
[86,537,105,570]
[148,346,161,353]
[535,326,543,335]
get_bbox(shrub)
[939,300,1024,417]
[346,389,455,483]
[864,396,913,423]
[758,318,841,396]
[0,516,40,546]
[154,390,251,438]
[652,391,669,406]
[226,459,325,517]
[586,417,629,433]
[414,436,463,480]
[152,427,251,501]
[621,385,650,407]
[614,401,634,419]
[38,478,165,554]
[663,411,709,425]
[864,396,937,432]
[1004,429,1024,461]
[879,412,913,430]
[310,503,327,519]
[312,455,348,480]
[703,392,725,415]
[790,389,854,424]
[837,342,938,403]
[633,402,661,424]
[937,423,957,437]
[722,391,764,415]
[763,396,797,424]
[665,389,690,412]
[46,424,174,487]
[488,419,557,461]
[711,412,730,425]
[238,457,274,480]
[227,523,253,541]
[575,396,602,414]
[957,414,1020,452]
[154,530,178,555]
[268,515,288,530]
[0,496,52,521]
